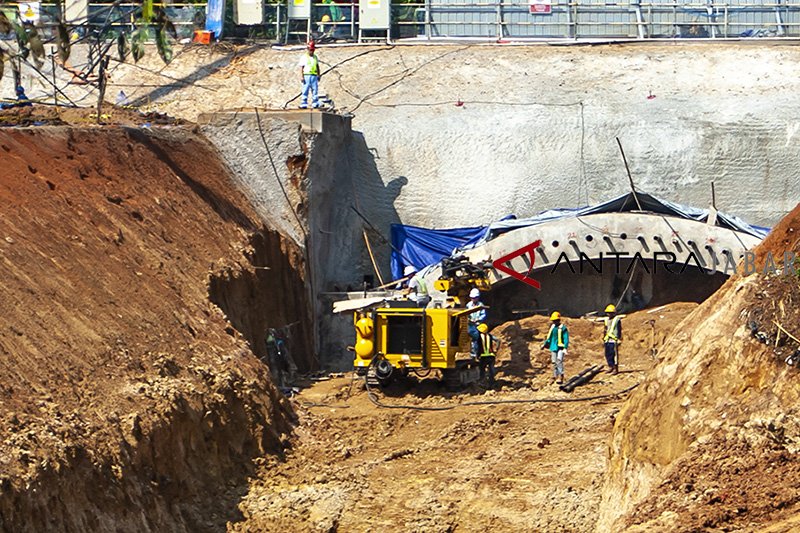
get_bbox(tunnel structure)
[421,209,764,320]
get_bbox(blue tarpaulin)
[390,192,770,280]
[390,224,487,281]
[205,0,224,38]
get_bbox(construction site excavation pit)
[4,42,800,533]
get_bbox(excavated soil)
[230,303,696,532]
[599,203,800,532]
[0,125,310,531]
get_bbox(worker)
[318,14,332,36]
[477,323,500,388]
[603,304,623,374]
[406,266,430,308]
[541,311,569,384]
[298,40,321,109]
[323,0,343,27]
[0,86,32,109]
[467,288,486,359]
[265,328,289,387]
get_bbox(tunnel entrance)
[484,258,728,324]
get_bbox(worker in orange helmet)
[298,40,321,109]
[541,311,569,384]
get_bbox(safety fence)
[0,2,206,40]
[0,0,797,41]
[266,0,800,41]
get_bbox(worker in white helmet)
[603,304,622,374]
[404,265,430,308]
[466,288,486,359]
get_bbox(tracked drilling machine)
[349,255,494,388]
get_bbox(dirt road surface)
[230,304,695,532]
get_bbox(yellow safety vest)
[411,275,428,296]
[547,324,566,348]
[480,332,495,357]
[303,54,320,76]
[604,316,621,343]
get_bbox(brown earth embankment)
[0,126,310,531]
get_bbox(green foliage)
[155,26,173,63]
[56,22,70,63]
[142,0,154,23]
[126,2,175,64]
[0,11,12,34]
[131,28,147,62]
[117,32,130,62]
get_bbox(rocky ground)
[229,304,695,532]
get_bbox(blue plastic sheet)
[390,223,487,281]
[205,0,224,38]
[478,192,769,243]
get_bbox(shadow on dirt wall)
[347,131,407,284]
[314,131,408,371]
[131,128,257,229]
[208,228,316,373]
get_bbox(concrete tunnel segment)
[421,211,763,317]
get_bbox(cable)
[575,216,628,239]
[412,367,433,378]
[282,45,396,109]
[614,261,637,310]
[365,99,583,109]
[253,106,320,369]
[297,400,351,409]
[348,46,470,113]
[253,106,308,242]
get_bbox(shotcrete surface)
[104,43,800,232]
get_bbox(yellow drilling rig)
[347,255,493,388]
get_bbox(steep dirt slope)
[598,203,800,532]
[0,126,309,531]
[230,304,695,532]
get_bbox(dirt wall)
[0,125,307,531]
[597,203,800,532]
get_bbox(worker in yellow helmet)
[477,323,500,388]
[603,304,622,374]
[541,311,569,384]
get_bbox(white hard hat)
[469,288,480,298]
[404,265,416,276]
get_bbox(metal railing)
[1,0,795,43]
[269,0,800,42]
[0,2,206,40]
[388,0,800,40]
